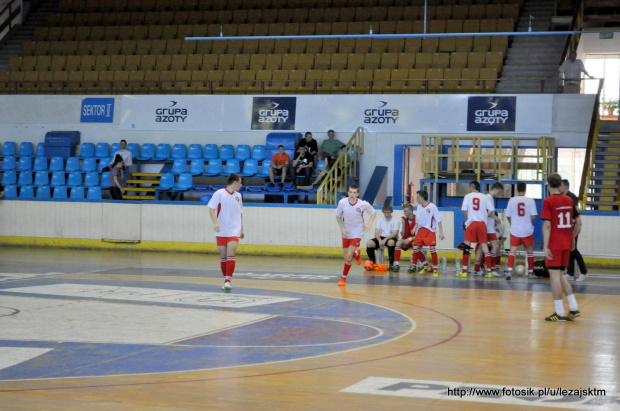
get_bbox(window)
[584,54,619,118]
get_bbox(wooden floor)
[1,247,619,410]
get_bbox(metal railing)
[317,126,364,205]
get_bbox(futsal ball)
[364,260,374,271]
[515,265,526,276]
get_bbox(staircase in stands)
[124,172,160,200]
[586,133,620,211]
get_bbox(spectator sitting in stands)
[320,129,345,169]
[289,146,314,188]
[297,163,329,190]
[268,145,289,189]
[109,154,125,200]
[297,131,318,174]
[109,139,133,186]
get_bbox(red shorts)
[414,228,437,247]
[546,249,570,268]
[216,236,240,246]
[342,238,361,248]
[464,221,487,244]
[486,232,498,241]
[510,234,534,248]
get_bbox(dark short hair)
[305,132,312,137]
[278,144,284,149]
[328,129,335,134]
[491,182,503,191]
[516,181,526,193]
[561,179,570,188]
[382,204,393,212]
[547,173,562,188]
[120,139,127,144]
[348,184,359,193]
[227,173,241,185]
[416,190,429,201]
[469,181,480,191]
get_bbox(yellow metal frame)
[317,127,364,205]
[421,135,555,182]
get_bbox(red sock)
[527,253,534,273]
[225,256,235,277]
[462,253,469,271]
[507,252,515,272]
[430,250,438,268]
[418,250,428,267]
[474,260,481,271]
[485,253,493,272]
[495,254,502,269]
[220,258,227,276]
[394,247,401,263]
[411,250,419,266]
[343,260,352,276]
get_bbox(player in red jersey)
[208,173,244,292]
[541,173,582,322]
[393,203,416,272]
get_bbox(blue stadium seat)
[34,170,50,186]
[204,159,222,176]
[19,185,34,198]
[36,186,51,199]
[158,172,175,190]
[70,186,85,199]
[2,156,16,170]
[17,157,32,172]
[187,144,202,160]
[67,171,83,187]
[83,172,99,187]
[137,143,155,161]
[200,195,212,202]
[239,158,258,177]
[251,145,266,161]
[19,142,34,157]
[98,157,112,172]
[110,143,121,155]
[4,185,17,198]
[17,171,33,186]
[219,144,234,161]
[223,158,241,175]
[33,156,48,171]
[49,156,64,171]
[189,159,205,175]
[65,157,80,172]
[256,160,271,177]
[35,142,45,157]
[87,186,102,199]
[127,143,140,159]
[153,144,171,161]
[170,144,187,160]
[52,186,68,199]
[2,142,16,157]
[2,170,16,185]
[203,144,218,160]
[94,143,109,158]
[100,172,110,189]
[81,157,97,172]
[50,171,66,186]
[171,159,187,174]
[235,144,251,161]
[316,159,325,171]
[172,173,193,191]
[79,143,95,158]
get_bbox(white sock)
[554,300,565,316]
[567,294,578,311]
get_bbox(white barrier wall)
[0,200,617,257]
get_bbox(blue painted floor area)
[0,279,413,381]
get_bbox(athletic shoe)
[564,274,575,281]
[418,266,431,274]
[278,182,284,188]
[354,248,362,265]
[338,277,346,286]
[458,272,468,278]
[506,271,512,279]
[222,282,231,291]
[485,272,493,278]
[576,274,587,282]
[545,312,568,322]
[567,310,581,320]
[268,182,275,187]
[408,266,416,273]
[392,265,400,272]
[473,270,484,276]
[432,271,439,278]
[528,273,539,279]
[491,270,502,277]
[388,264,394,271]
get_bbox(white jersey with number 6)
[462,191,493,227]
[506,194,538,237]
[336,198,375,239]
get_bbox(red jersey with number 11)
[541,194,579,250]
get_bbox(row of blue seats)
[3,185,103,200]
[2,170,111,188]
[0,141,272,162]
[168,158,327,177]
[1,156,112,172]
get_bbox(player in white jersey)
[505,181,538,279]
[473,182,504,277]
[208,173,244,292]
[335,185,377,286]
[411,190,445,277]
[460,181,497,278]
[365,204,400,269]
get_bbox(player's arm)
[364,210,377,232]
[209,207,220,232]
[437,221,445,240]
[336,214,348,237]
[240,214,244,239]
[542,219,552,260]
[374,228,381,241]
